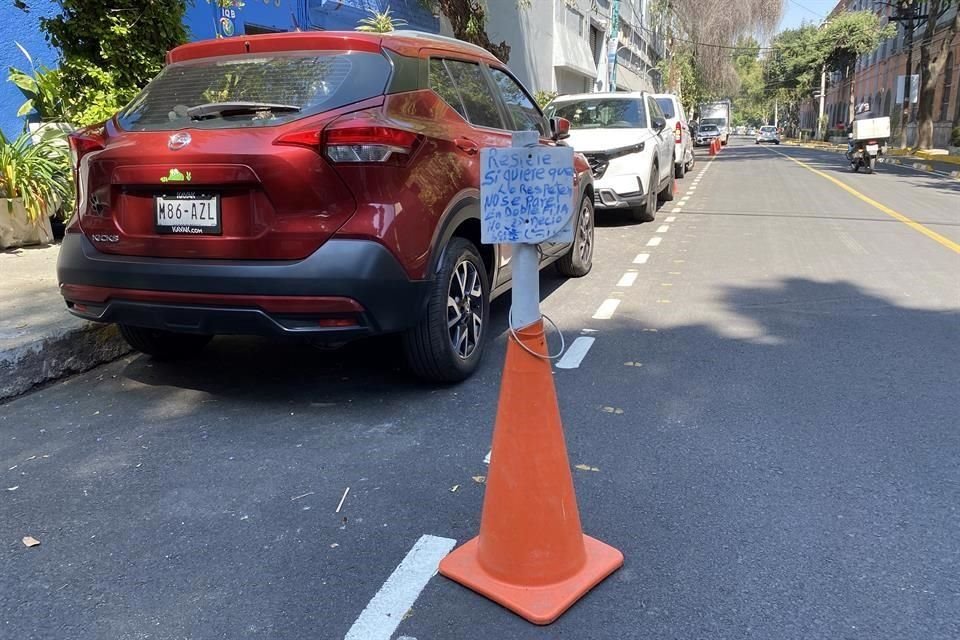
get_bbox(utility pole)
[608,0,621,92]
[818,65,826,140]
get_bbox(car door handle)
[455,137,479,155]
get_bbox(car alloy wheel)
[576,197,593,265]
[447,260,483,359]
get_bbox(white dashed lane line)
[665,216,676,222]
[345,535,457,640]
[592,298,621,320]
[556,336,596,369]
[646,237,662,247]
[616,271,639,287]
[633,253,650,264]
[656,225,670,233]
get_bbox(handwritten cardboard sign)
[480,144,576,245]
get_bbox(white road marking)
[616,271,639,287]
[556,336,596,369]
[592,298,621,320]
[688,186,697,191]
[345,535,456,640]
[656,225,670,233]
[633,253,650,264]
[680,197,690,202]
[646,237,662,247]
[671,207,682,213]
[483,450,491,464]
[665,216,676,222]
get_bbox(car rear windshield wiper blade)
[186,102,301,120]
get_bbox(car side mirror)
[550,117,570,141]
[653,117,666,132]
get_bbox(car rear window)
[699,125,718,132]
[761,126,777,132]
[654,98,676,119]
[117,51,391,131]
[545,99,647,129]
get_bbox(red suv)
[58,31,594,382]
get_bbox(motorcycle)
[846,135,884,174]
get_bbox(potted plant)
[7,43,73,144]
[0,129,71,249]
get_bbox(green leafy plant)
[951,126,960,148]
[0,129,71,222]
[534,91,557,109]
[34,0,188,126]
[356,6,407,33]
[7,43,67,121]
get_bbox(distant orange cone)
[439,320,623,625]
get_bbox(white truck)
[698,100,732,145]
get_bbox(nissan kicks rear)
[58,31,595,382]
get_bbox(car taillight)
[674,122,682,143]
[324,126,420,164]
[275,122,421,165]
[68,130,105,170]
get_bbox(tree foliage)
[654,0,782,96]
[419,0,518,62]
[33,0,188,125]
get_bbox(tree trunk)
[899,15,915,148]
[917,2,960,148]
[848,66,856,131]
[435,0,511,62]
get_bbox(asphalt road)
[2,137,959,640]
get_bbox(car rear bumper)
[56,233,431,340]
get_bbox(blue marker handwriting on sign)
[479,145,576,245]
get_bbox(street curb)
[0,322,131,401]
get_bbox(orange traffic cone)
[439,320,623,625]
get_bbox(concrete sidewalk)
[0,244,129,400]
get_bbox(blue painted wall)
[1,0,439,138]
[0,0,59,138]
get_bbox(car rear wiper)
[186,102,301,120]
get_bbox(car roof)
[550,91,648,103]
[167,30,501,65]
[650,93,680,101]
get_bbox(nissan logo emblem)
[168,132,191,150]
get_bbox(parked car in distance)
[544,92,674,223]
[756,125,781,144]
[58,30,596,382]
[695,124,721,146]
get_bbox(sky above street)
[779,0,835,29]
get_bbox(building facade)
[799,0,960,147]
[485,0,665,96]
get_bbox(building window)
[940,52,954,121]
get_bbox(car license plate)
[866,144,879,154]
[155,193,220,235]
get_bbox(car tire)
[659,165,675,202]
[556,194,594,278]
[632,164,658,222]
[674,160,685,179]
[119,325,212,360]
[402,237,489,383]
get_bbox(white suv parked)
[652,93,695,179]
[545,92,675,222]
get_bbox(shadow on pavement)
[2,277,959,639]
